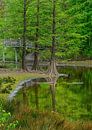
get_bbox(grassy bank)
[8,108,92,130]
[1,105,92,130]
[0,70,47,100]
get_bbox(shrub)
[0,104,18,130]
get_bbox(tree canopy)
[0,0,92,67]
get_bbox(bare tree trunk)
[51,0,56,62]
[32,0,39,70]
[48,0,58,77]
[22,0,27,70]
[32,44,39,70]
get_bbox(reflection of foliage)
[56,83,82,120]
[9,68,92,122]
[56,69,92,121]
[82,70,92,90]
[81,70,92,119]
[15,71,92,121]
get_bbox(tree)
[60,0,92,60]
[47,0,58,76]
[32,0,40,70]
[2,0,31,69]
[1,0,92,70]
[0,0,5,39]
[22,0,27,70]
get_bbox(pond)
[9,67,92,121]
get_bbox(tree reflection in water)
[9,67,92,121]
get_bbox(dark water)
[10,67,92,121]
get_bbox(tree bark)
[22,0,27,70]
[48,0,58,77]
[32,0,39,70]
[51,0,56,61]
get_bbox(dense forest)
[0,0,92,67]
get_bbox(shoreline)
[57,60,92,67]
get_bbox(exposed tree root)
[47,60,59,77]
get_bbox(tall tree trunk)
[32,0,39,70]
[51,0,56,62]
[48,0,58,76]
[22,0,27,70]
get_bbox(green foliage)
[0,76,16,94]
[10,67,92,121]
[0,0,92,60]
[0,104,18,130]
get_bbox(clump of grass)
[1,99,92,130]
[13,106,92,130]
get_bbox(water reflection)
[50,84,56,111]
[11,77,58,113]
[10,67,92,120]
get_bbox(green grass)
[0,71,47,99]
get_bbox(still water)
[10,67,92,121]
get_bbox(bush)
[0,77,16,94]
[0,104,18,130]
